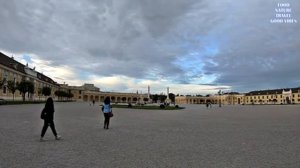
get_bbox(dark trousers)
[103,113,110,129]
[41,120,58,137]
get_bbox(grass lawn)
[111,104,184,110]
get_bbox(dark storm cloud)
[1,0,202,79]
[0,0,299,92]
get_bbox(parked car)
[0,98,7,105]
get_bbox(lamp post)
[218,90,222,107]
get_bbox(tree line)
[0,79,73,101]
[150,93,175,103]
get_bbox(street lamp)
[218,90,222,107]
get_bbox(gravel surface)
[0,102,299,168]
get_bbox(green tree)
[160,95,167,102]
[169,93,175,103]
[0,79,4,88]
[7,80,18,100]
[67,92,74,100]
[42,87,52,96]
[37,88,42,100]
[28,82,34,99]
[150,94,158,103]
[17,80,35,101]
[55,90,72,100]
[55,90,63,100]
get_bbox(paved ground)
[0,102,299,168]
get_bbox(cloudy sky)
[0,0,299,95]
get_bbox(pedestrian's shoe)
[55,135,62,140]
[40,137,46,142]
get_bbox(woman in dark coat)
[40,97,61,141]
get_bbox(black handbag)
[40,109,46,119]
[109,111,114,117]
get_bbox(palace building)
[175,93,245,105]
[0,52,60,100]
[0,52,148,103]
[244,88,300,105]
[175,88,300,105]
[61,83,149,103]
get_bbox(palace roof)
[0,52,26,74]
[245,87,300,96]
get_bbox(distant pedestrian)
[102,97,113,129]
[92,100,95,106]
[206,102,209,108]
[40,97,61,141]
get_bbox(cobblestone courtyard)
[0,102,299,168]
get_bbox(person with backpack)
[40,97,61,141]
[102,97,113,129]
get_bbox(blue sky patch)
[22,55,33,64]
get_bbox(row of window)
[246,99,300,103]
[246,94,300,100]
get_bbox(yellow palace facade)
[175,93,245,105]
[63,83,149,103]
[175,88,300,105]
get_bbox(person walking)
[40,97,61,141]
[102,97,112,129]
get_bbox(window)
[3,86,7,94]
[4,70,8,78]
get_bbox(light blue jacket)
[103,104,111,113]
